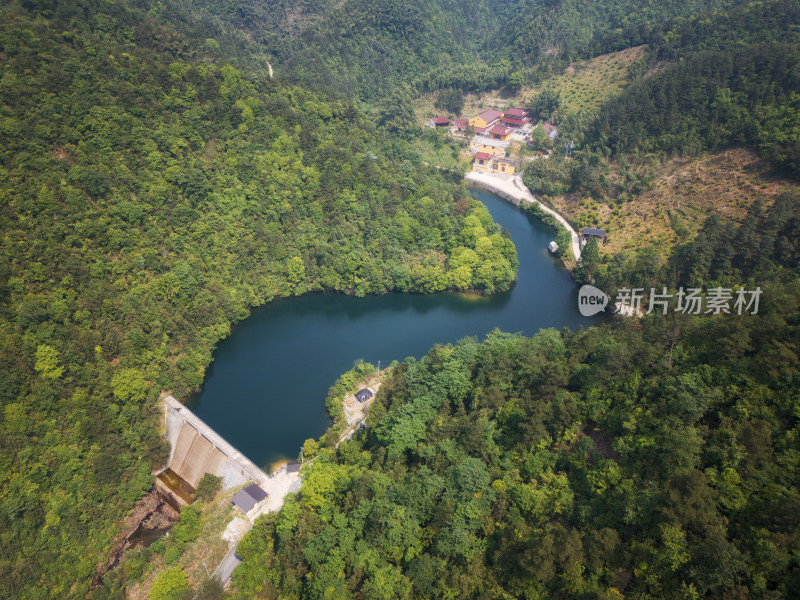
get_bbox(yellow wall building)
[487,125,512,142]
[468,109,503,129]
[490,157,516,175]
[472,152,493,173]
[469,141,506,156]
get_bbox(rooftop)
[504,107,529,118]
[286,461,300,473]
[581,227,607,237]
[474,152,493,161]
[488,125,511,136]
[355,388,374,403]
[430,116,450,125]
[477,109,502,123]
[501,115,530,124]
[471,135,510,148]
[231,483,268,514]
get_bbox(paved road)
[511,175,582,261]
[465,171,582,261]
[211,469,301,587]
[214,545,245,588]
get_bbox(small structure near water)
[355,388,374,403]
[286,461,301,473]
[549,241,559,254]
[580,227,607,245]
[232,483,268,515]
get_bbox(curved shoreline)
[465,171,581,262]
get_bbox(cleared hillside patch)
[546,148,799,257]
[412,46,648,130]
[525,45,648,114]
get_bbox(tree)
[303,438,320,460]
[529,123,553,152]
[286,256,306,291]
[174,505,201,544]
[34,344,63,380]
[577,237,600,283]
[507,70,525,92]
[195,473,222,502]
[149,567,190,600]
[196,575,224,600]
[555,228,572,259]
[111,368,148,403]
[530,88,561,122]
[435,88,464,115]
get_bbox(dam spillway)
[162,395,270,492]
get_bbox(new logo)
[578,285,609,316]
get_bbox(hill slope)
[176,0,756,100]
[235,276,800,599]
[0,2,516,597]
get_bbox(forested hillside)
[233,199,800,599]
[523,0,800,253]
[0,1,516,598]
[3,0,800,598]
[177,0,501,100]
[177,0,758,101]
[588,43,800,177]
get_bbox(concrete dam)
[160,395,269,502]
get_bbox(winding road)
[464,171,582,261]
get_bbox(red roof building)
[488,125,511,140]
[453,118,469,129]
[473,151,494,172]
[504,107,529,118]
[500,115,531,127]
[429,115,450,127]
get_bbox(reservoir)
[188,190,593,469]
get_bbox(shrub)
[195,473,222,502]
[149,567,189,600]
[163,545,181,565]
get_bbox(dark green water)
[189,190,593,469]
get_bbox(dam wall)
[163,395,270,491]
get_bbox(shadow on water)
[188,190,596,469]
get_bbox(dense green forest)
[588,43,800,177]
[176,0,762,101]
[0,1,516,598]
[176,0,501,100]
[523,0,800,204]
[232,198,800,599]
[3,0,800,598]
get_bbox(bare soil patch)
[549,148,798,258]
